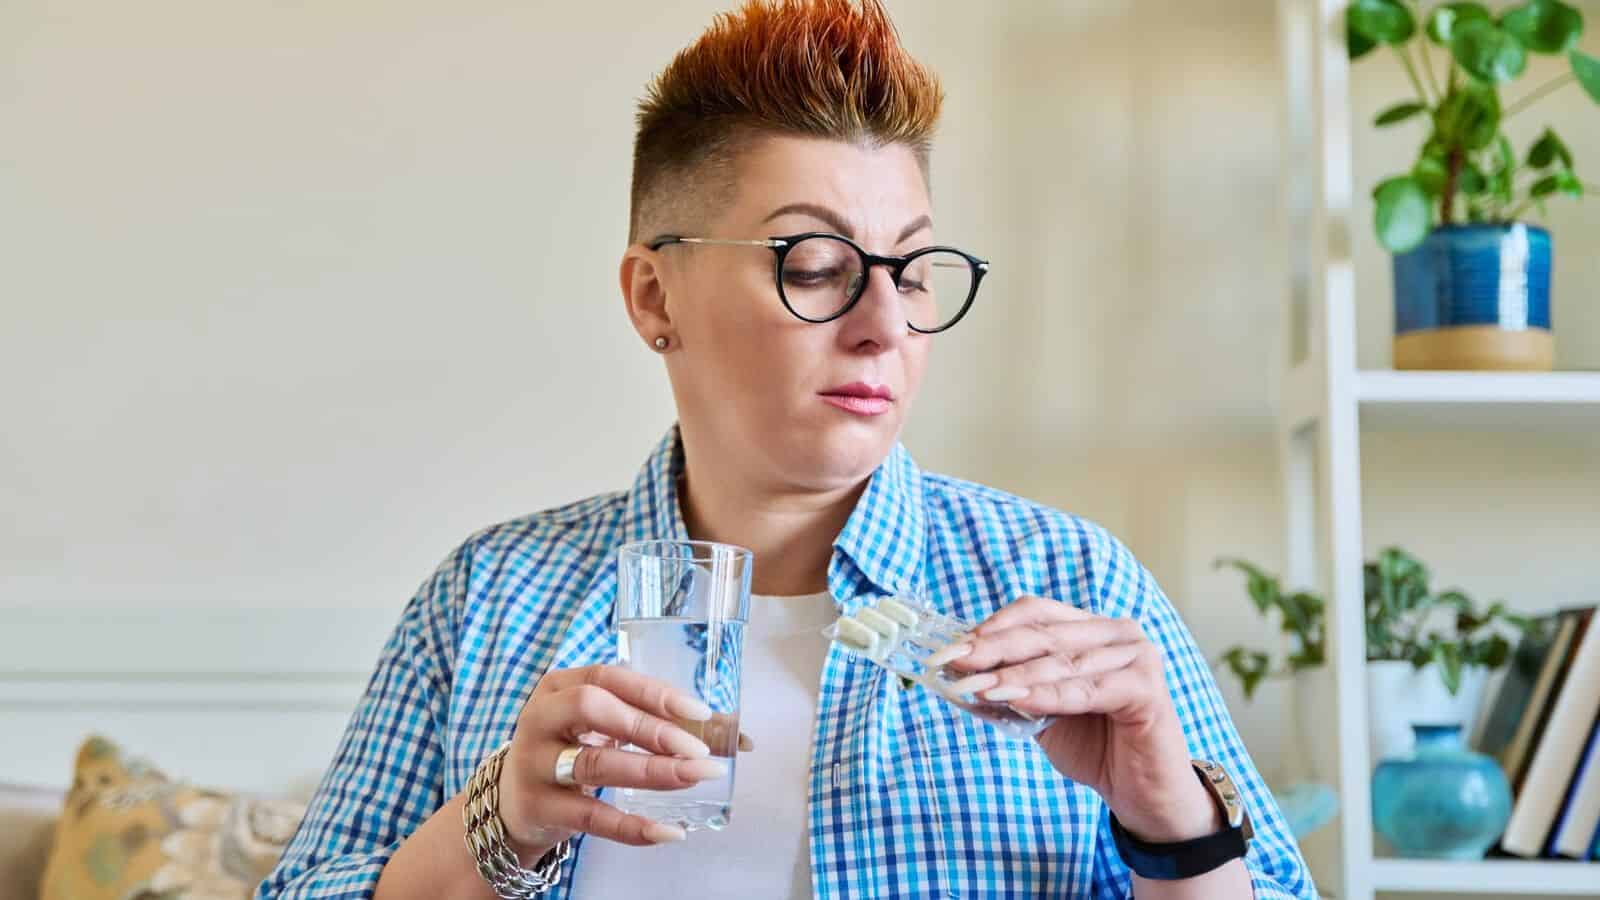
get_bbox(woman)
[260,1,1315,898]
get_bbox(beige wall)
[4,0,1599,801]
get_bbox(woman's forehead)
[728,136,931,237]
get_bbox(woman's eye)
[784,267,842,286]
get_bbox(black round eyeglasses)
[647,232,990,334]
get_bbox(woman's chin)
[794,423,898,484]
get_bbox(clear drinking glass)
[612,539,752,831]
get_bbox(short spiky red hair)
[629,0,944,241]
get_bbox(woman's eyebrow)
[895,214,933,243]
[761,203,933,245]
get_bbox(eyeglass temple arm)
[647,236,790,250]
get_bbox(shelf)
[1370,858,1600,895]
[1357,371,1600,432]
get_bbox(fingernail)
[644,822,688,843]
[983,685,1029,702]
[681,758,728,781]
[925,641,974,668]
[669,731,711,759]
[674,695,713,722]
[738,732,755,752]
[948,672,998,696]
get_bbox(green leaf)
[1473,634,1512,668]
[1489,174,1513,209]
[1532,169,1584,198]
[1215,557,1282,615]
[1406,642,1433,668]
[1459,162,1488,195]
[1434,80,1503,149]
[1376,101,1429,126]
[1374,176,1433,253]
[1459,597,1500,632]
[1501,0,1584,55]
[1497,134,1516,172]
[1429,3,1493,45]
[1489,134,1517,208]
[1222,647,1273,701]
[1349,0,1417,44]
[1572,49,1600,104]
[1452,18,1529,83]
[1432,641,1464,695]
[1501,611,1538,631]
[1350,18,1379,59]
[1289,641,1326,669]
[1413,152,1450,196]
[1279,591,1323,638]
[1528,128,1573,169]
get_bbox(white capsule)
[834,617,879,655]
[854,607,900,645]
[876,598,920,629]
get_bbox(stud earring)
[653,336,670,351]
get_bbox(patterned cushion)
[40,735,305,900]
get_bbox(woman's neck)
[677,446,864,598]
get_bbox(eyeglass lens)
[778,235,973,331]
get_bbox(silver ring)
[553,746,583,788]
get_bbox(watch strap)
[1108,759,1253,881]
[1109,809,1249,880]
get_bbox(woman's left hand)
[928,595,1220,843]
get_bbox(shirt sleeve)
[256,545,465,899]
[1084,529,1320,900]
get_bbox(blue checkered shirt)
[260,428,1316,899]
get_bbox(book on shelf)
[1478,613,1563,759]
[1547,712,1600,859]
[1491,611,1583,792]
[1500,606,1600,858]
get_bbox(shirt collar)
[619,425,693,546]
[551,426,927,672]
[827,440,927,608]
[623,425,927,600]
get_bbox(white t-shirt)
[571,591,835,899]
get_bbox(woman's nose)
[839,265,908,350]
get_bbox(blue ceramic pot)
[1372,723,1512,860]
[1392,224,1554,370]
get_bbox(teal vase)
[1372,723,1512,859]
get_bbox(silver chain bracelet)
[462,741,573,898]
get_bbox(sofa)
[0,782,63,900]
[1,767,304,900]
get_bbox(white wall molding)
[0,607,396,795]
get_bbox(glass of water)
[612,539,752,832]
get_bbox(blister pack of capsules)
[821,596,1055,740]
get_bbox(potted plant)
[1349,0,1600,370]
[1216,547,1533,765]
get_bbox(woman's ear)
[619,244,675,350]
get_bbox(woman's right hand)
[494,664,731,856]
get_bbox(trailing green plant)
[1213,558,1326,699]
[1348,0,1600,252]
[1215,546,1535,699]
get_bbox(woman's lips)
[819,392,893,416]
[820,382,894,417]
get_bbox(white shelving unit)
[1370,859,1600,895]
[1276,3,1600,899]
